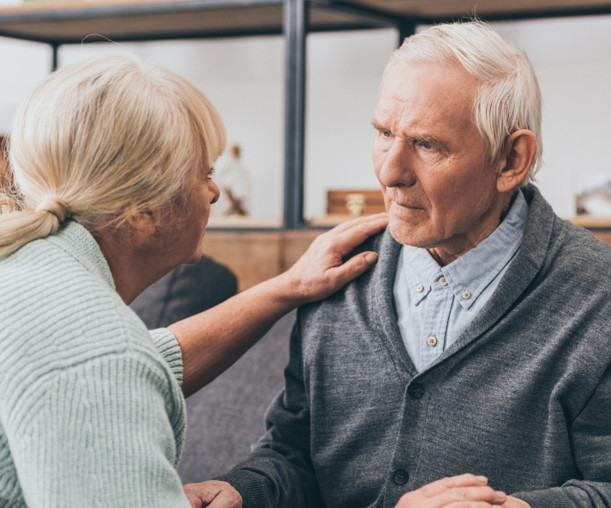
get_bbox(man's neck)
[427,191,517,267]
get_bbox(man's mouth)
[390,199,422,210]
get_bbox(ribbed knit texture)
[0,221,190,507]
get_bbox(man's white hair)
[385,20,542,184]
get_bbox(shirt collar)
[400,190,528,309]
[400,246,438,305]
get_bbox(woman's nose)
[209,179,220,204]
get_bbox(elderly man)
[187,21,611,508]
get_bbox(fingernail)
[476,475,488,483]
[365,253,379,264]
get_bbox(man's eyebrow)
[371,118,385,130]
[411,134,437,144]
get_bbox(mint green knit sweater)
[0,221,190,507]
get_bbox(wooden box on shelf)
[326,189,385,216]
[309,188,386,226]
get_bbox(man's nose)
[377,141,417,188]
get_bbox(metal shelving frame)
[0,0,610,228]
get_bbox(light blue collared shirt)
[393,190,529,372]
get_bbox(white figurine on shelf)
[215,143,251,216]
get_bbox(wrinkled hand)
[499,496,531,508]
[394,474,510,508]
[279,212,388,305]
[183,480,242,508]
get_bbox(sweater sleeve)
[513,365,611,507]
[6,351,190,508]
[215,317,324,508]
[150,327,184,386]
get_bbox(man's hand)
[183,480,242,508]
[499,497,531,508]
[182,475,530,508]
[394,474,509,507]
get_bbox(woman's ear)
[496,129,537,193]
[125,205,156,237]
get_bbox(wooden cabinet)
[201,229,321,291]
[203,217,611,291]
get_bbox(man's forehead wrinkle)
[382,102,437,139]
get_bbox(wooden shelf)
[349,0,611,21]
[1,0,611,45]
[570,215,611,244]
[0,0,385,44]
[207,215,282,230]
[570,215,611,229]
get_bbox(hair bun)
[35,197,71,222]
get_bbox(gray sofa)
[178,313,292,482]
[130,256,292,483]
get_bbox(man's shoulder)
[524,185,611,275]
[344,226,397,286]
[349,227,388,256]
[300,228,397,315]
[554,217,611,268]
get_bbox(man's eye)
[380,130,392,138]
[207,168,216,180]
[416,140,434,150]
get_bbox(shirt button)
[426,336,438,347]
[439,276,448,286]
[408,383,425,399]
[392,469,409,485]
[462,290,471,300]
[416,284,424,293]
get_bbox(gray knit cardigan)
[219,185,611,508]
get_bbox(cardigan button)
[392,469,409,485]
[408,383,425,399]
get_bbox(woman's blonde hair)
[0,55,226,257]
[384,20,543,184]
[0,135,16,213]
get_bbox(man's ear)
[496,129,537,193]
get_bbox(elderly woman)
[0,56,386,507]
